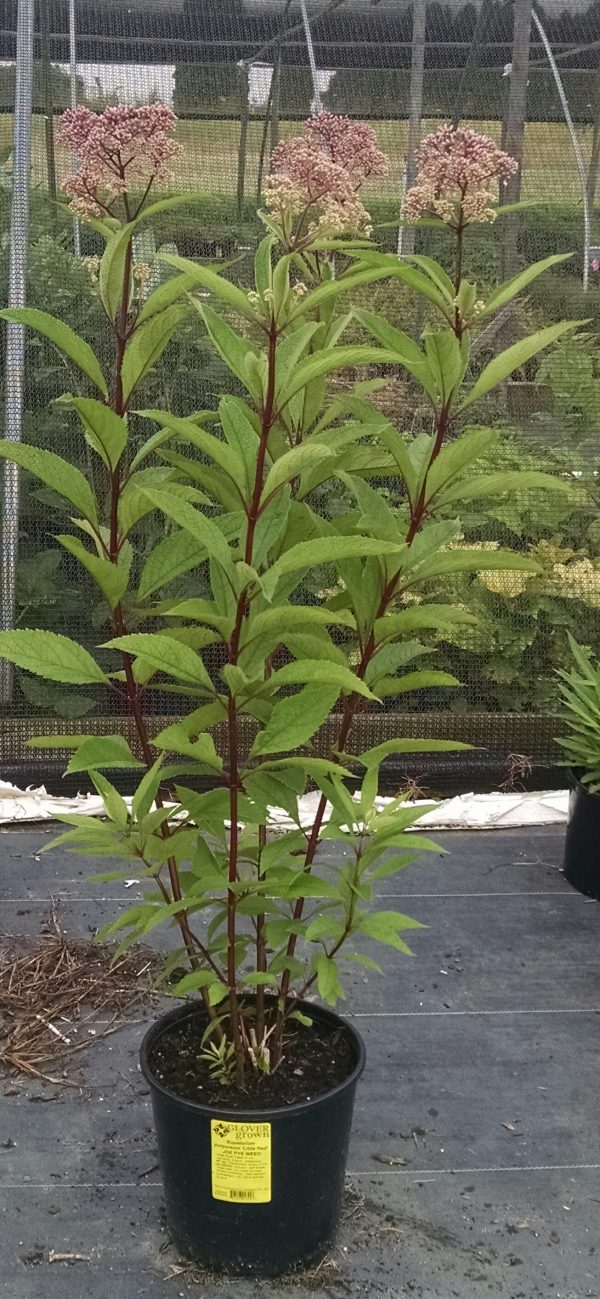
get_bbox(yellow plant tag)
[210,1120,272,1203]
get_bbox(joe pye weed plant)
[0,110,578,1089]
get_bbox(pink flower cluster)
[404,124,518,228]
[58,104,182,216]
[265,112,388,237]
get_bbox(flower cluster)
[58,104,182,216]
[404,124,518,227]
[265,112,388,238]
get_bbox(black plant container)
[563,773,600,900]
[140,1001,365,1277]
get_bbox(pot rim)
[139,999,366,1120]
[569,769,600,798]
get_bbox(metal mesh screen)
[2,0,600,784]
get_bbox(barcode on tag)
[228,1189,257,1201]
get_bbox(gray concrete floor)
[1,824,599,1298]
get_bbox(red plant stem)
[272,395,454,1055]
[105,213,224,989]
[225,317,279,1074]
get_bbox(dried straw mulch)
[0,907,158,1084]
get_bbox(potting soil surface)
[0,824,599,1299]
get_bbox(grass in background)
[0,114,594,205]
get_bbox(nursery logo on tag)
[210,1120,272,1203]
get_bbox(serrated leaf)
[0,442,97,523]
[460,321,583,410]
[56,534,130,610]
[262,535,400,601]
[361,909,424,953]
[262,444,335,503]
[0,629,109,684]
[98,223,134,320]
[90,770,130,828]
[315,954,344,1005]
[122,304,189,401]
[138,529,206,600]
[66,735,143,774]
[141,489,233,570]
[269,659,376,700]
[376,669,460,699]
[193,302,262,401]
[102,632,214,691]
[251,685,339,756]
[0,307,107,394]
[353,738,471,767]
[159,253,259,323]
[131,757,164,821]
[67,397,128,471]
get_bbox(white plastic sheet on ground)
[0,777,569,831]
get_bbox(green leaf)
[0,442,97,523]
[0,629,110,684]
[102,632,214,691]
[254,234,274,296]
[66,735,143,774]
[353,308,435,397]
[261,444,335,502]
[171,969,217,996]
[288,265,395,322]
[159,253,260,324]
[141,488,233,571]
[132,757,164,821]
[353,738,471,767]
[459,322,583,410]
[376,670,460,699]
[26,734,88,750]
[56,534,131,611]
[122,304,189,402]
[219,397,259,498]
[67,397,128,471]
[315,954,344,1005]
[374,604,475,642]
[403,548,540,586]
[98,224,134,320]
[361,909,424,953]
[279,345,392,408]
[140,408,242,491]
[251,685,339,756]
[193,302,262,401]
[437,470,572,507]
[138,529,206,600]
[262,536,401,601]
[424,427,499,502]
[0,307,107,394]
[480,253,573,318]
[89,770,130,828]
[268,659,376,701]
[151,721,222,769]
[137,272,199,325]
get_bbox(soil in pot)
[147,1007,356,1108]
[140,1001,365,1277]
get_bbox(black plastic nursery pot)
[140,1001,366,1277]
[563,774,600,901]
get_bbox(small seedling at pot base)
[0,111,579,1095]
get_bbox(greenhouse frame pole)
[300,0,322,113]
[69,0,81,255]
[398,0,427,257]
[0,0,35,704]
[501,0,532,280]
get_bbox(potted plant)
[557,634,600,899]
[0,111,577,1275]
